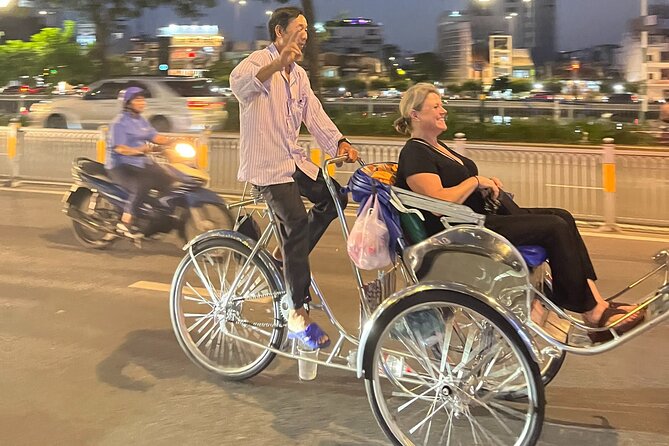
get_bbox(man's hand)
[337,141,359,163]
[278,30,305,68]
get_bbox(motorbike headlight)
[175,143,196,158]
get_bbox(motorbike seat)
[75,158,112,183]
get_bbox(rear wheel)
[182,203,235,244]
[364,291,544,446]
[46,114,67,129]
[71,190,116,249]
[170,236,285,380]
[150,116,170,132]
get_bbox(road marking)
[0,187,64,195]
[580,231,669,243]
[129,280,172,293]
[129,280,208,296]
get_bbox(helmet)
[119,86,145,106]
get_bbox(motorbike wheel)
[182,203,235,244]
[71,191,115,250]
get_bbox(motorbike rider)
[105,87,174,238]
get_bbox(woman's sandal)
[288,323,331,350]
[586,306,646,343]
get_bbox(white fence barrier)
[1,126,668,227]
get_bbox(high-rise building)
[466,0,556,65]
[322,18,384,58]
[621,5,669,100]
[437,11,474,82]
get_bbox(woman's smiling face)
[413,92,447,134]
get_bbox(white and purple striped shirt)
[230,43,342,186]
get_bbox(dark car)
[602,93,638,104]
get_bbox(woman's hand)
[475,176,500,200]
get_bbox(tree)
[409,52,444,83]
[49,0,215,75]
[369,78,389,90]
[343,78,366,94]
[0,21,99,85]
[461,80,482,93]
[206,59,236,86]
[490,76,511,92]
[509,79,532,93]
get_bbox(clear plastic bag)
[347,194,392,270]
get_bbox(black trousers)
[484,207,598,313]
[257,169,348,310]
[108,162,174,218]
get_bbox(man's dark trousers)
[257,168,348,310]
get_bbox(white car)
[29,77,229,132]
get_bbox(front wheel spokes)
[172,240,283,379]
[368,300,543,446]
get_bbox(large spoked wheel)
[170,236,285,380]
[532,277,566,389]
[182,203,235,244]
[364,291,545,446]
[71,191,116,249]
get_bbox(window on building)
[661,69,669,80]
[662,52,669,62]
[649,73,654,80]
[648,54,654,62]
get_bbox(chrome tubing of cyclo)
[322,155,368,317]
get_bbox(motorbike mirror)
[175,143,196,159]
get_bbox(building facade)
[437,12,473,82]
[466,0,555,66]
[621,5,669,100]
[322,18,384,58]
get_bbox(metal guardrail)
[1,127,668,227]
[2,95,661,123]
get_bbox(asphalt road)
[0,189,668,446]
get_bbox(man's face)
[278,14,308,53]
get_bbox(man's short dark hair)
[268,7,304,42]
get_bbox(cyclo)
[169,155,669,446]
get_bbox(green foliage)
[461,80,482,92]
[0,21,99,86]
[389,79,411,91]
[206,59,235,86]
[446,83,462,94]
[490,76,511,92]
[509,79,532,93]
[624,82,641,93]
[369,78,389,90]
[322,77,342,88]
[343,78,367,94]
[543,80,563,94]
[409,52,444,83]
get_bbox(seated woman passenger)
[393,83,643,341]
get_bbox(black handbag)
[484,190,523,215]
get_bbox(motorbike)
[63,142,234,249]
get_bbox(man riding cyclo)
[230,7,359,350]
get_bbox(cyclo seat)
[347,162,548,268]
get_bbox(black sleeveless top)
[395,138,486,235]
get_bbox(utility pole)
[640,0,648,124]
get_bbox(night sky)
[134,0,643,53]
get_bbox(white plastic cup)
[297,346,319,381]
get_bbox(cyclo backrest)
[347,162,484,249]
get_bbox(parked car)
[29,77,228,132]
[601,93,639,104]
[526,91,556,101]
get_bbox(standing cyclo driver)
[230,7,359,350]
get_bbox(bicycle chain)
[224,290,287,329]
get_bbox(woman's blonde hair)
[393,82,441,136]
